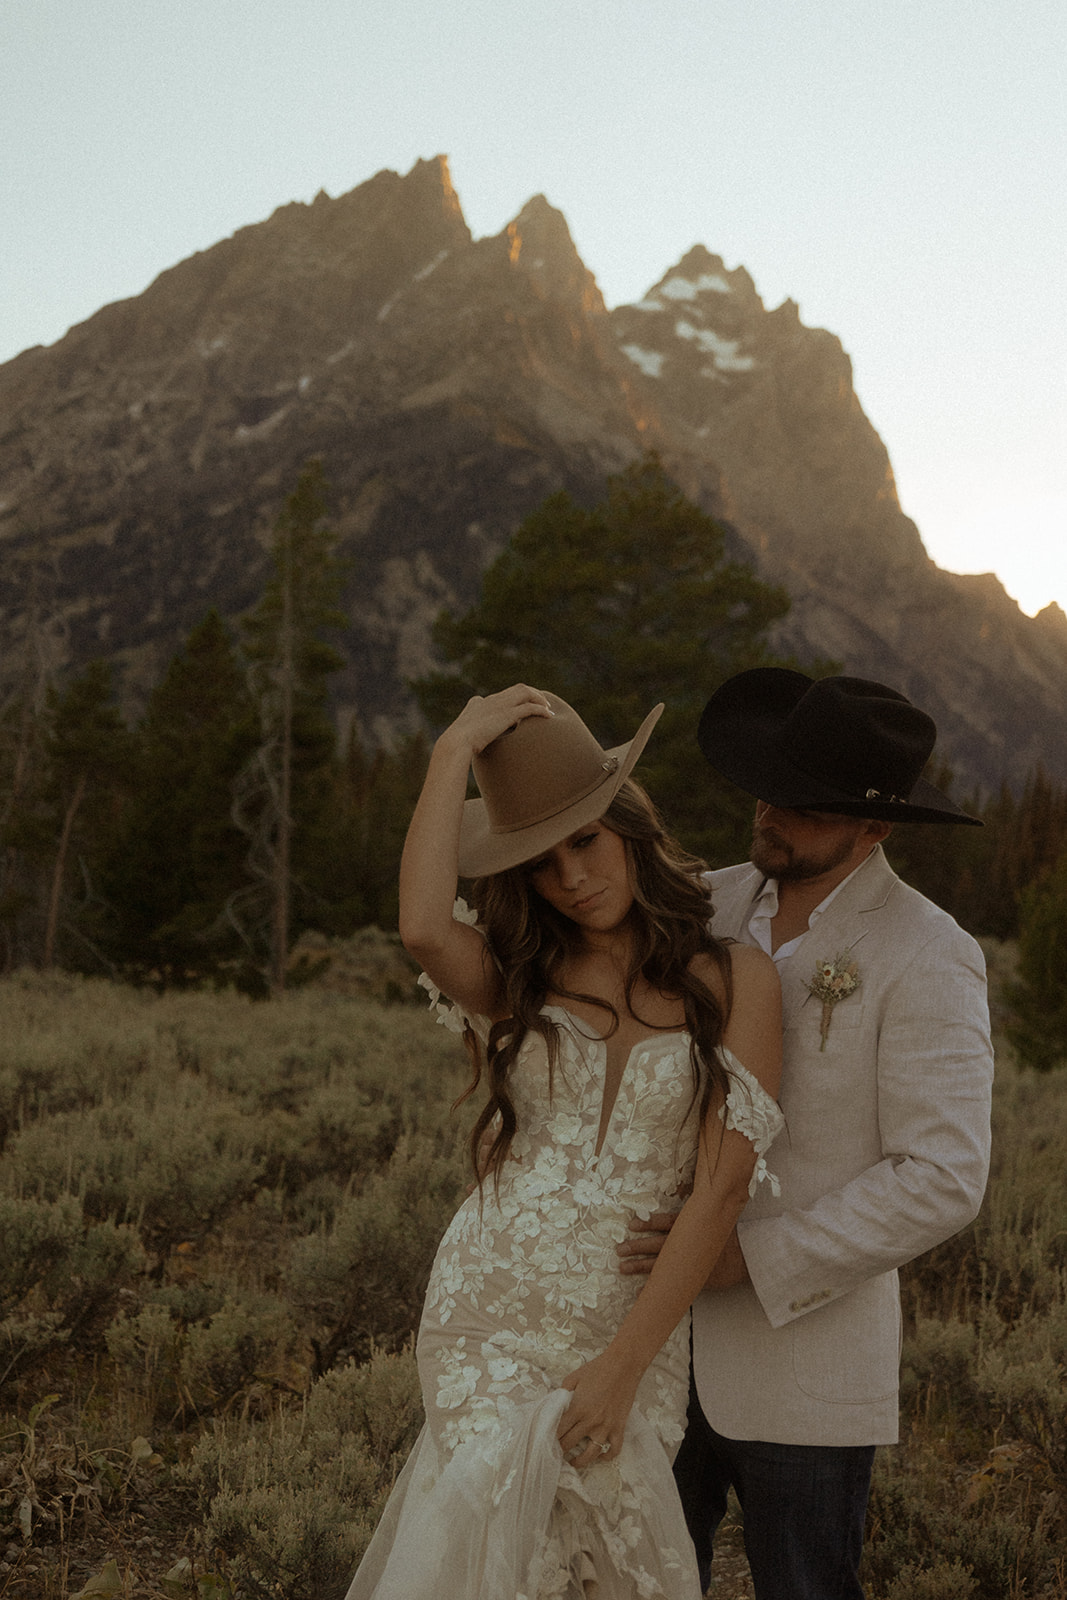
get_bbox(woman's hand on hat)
[448,684,554,755]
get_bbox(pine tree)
[882,759,988,926]
[0,551,68,969]
[1006,846,1067,1071]
[355,732,431,930]
[235,461,348,993]
[101,609,259,983]
[413,455,794,864]
[39,661,130,968]
[952,771,1067,940]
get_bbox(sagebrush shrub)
[0,1311,69,1389]
[883,1559,977,1600]
[183,1348,420,1599]
[105,1303,184,1420]
[863,1445,1057,1598]
[0,1194,144,1385]
[0,1086,265,1255]
[0,971,164,1146]
[0,1192,83,1312]
[1005,848,1067,1071]
[975,1294,1067,1487]
[203,1481,374,1600]
[899,1316,979,1425]
[181,1294,300,1413]
[44,1214,146,1340]
[284,1135,467,1369]
[306,1344,423,1466]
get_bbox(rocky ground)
[704,1507,756,1598]
[0,1488,200,1599]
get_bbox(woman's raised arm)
[398,684,553,1019]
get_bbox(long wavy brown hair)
[459,778,734,1187]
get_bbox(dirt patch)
[707,1511,755,1598]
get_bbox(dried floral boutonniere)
[807,952,860,1051]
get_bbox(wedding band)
[599,1441,611,1456]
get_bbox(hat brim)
[698,670,981,826]
[457,704,664,877]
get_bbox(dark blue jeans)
[673,1378,875,1599]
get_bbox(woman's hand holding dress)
[557,1347,642,1467]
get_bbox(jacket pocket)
[790,998,866,1058]
[791,1274,900,1404]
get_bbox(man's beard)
[750,822,862,883]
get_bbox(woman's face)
[524,821,633,933]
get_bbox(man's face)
[750,802,879,884]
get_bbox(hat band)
[783,730,921,810]
[488,757,619,835]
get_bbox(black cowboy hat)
[697,669,981,826]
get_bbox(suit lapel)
[779,908,871,1027]
[709,866,764,944]
[711,848,899,1029]
[770,847,898,1028]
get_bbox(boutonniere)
[807,952,860,1051]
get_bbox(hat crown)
[457,695,664,876]
[783,677,936,801]
[697,668,979,825]
[473,696,619,835]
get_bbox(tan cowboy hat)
[456,693,664,877]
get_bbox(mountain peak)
[399,153,466,227]
[1,157,1063,794]
[1035,600,1067,635]
[501,196,605,313]
[321,154,470,255]
[639,246,760,311]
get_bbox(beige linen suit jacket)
[692,845,993,1446]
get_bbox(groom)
[621,670,994,1599]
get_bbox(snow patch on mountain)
[659,272,731,301]
[620,344,665,378]
[674,320,755,372]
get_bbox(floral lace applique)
[718,1049,784,1197]
[352,1009,707,1597]
[417,897,491,1038]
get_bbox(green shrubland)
[0,942,1063,1597]
[0,955,469,1596]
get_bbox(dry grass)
[0,937,1063,1597]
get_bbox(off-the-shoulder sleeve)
[416,897,493,1046]
[717,1046,785,1198]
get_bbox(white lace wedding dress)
[345,992,783,1600]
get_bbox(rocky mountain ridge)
[2,155,1064,793]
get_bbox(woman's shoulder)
[726,940,778,986]
[718,943,782,1098]
[684,943,728,1005]
[688,939,776,993]
[726,942,780,1014]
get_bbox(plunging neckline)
[542,1004,690,1159]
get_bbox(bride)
[345,684,783,1599]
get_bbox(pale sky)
[3,0,1064,616]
